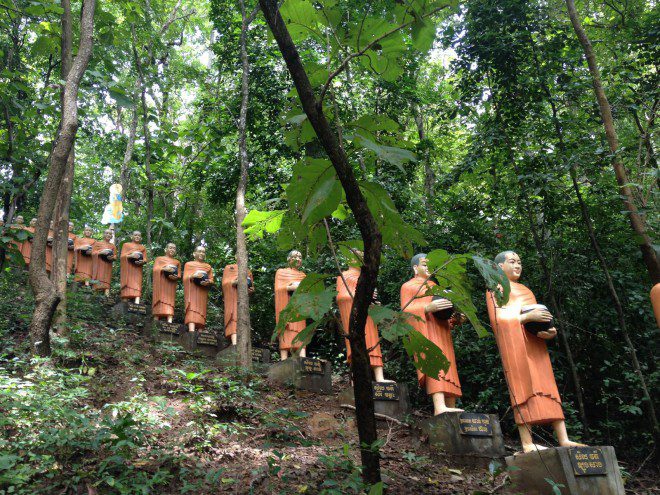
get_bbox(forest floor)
[1,271,658,494]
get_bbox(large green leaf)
[402,330,450,378]
[368,305,420,342]
[286,159,342,226]
[280,0,323,42]
[242,209,285,240]
[351,132,416,172]
[473,255,510,306]
[425,249,489,337]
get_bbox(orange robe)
[22,227,35,265]
[74,237,96,282]
[486,282,564,425]
[184,260,214,328]
[153,256,181,318]
[67,233,77,273]
[45,229,54,274]
[651,283,660,328]
[337,267,383,367]
[120,242,147,300]
[91,241,116,291]
[275,267,307,351]
[221,264,254,337]
[401,276,461,397]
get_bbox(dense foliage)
[1,0,658,487]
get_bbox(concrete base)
[267,357,332,394]
[419,411,506,465]
[216,345,238,368]
[338,383,411,421]
[155,320,184,344]
[505,446,624,495]
[111,301,152,334]
[179,330,218,357]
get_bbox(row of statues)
[6,217,581,452]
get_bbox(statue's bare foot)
[434,407,464,415]
[521,443,548,453]
[559,440,586,448]
[375,379,396,383]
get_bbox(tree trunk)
[120,91,139,204]
[28,0,96,356]
[259,0,382,483]
[235,0,254,368]
[413,104,434,223]
[52,0,75,329]
[566,0,660,285]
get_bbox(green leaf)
[352,132,416,172]
[109,89,134,108]
[368,481,384,495]
[411,19,436,52]
[402,330,450,378]
[473,255,510,306]
[369,305,420,342]
[286,159,342,225]
[242,210,285,240]
[425,249,489,338]
[292,319,324,348]
[280,0,323,42]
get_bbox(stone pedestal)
[505,446,624,495]
[155,320,184,343]
[111,301,151,334]
[419,411,506,465]
[216,345,273,370]
[338,382,411,421]
[267,357,332,394]
[180,329,219,357]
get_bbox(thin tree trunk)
[524,198,589,432]
[28,0,96,356]
[52,0,75,329]
[566,0,660,285]
[413,104,434,223]
[120,91,139,202]
[235,0,256,368]
[259,0,382,483]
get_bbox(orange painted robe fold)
[221,264,253,337]
[74,237,96,282]
[152,256,181,318]
[67,233,77,273]
[651,283,660,328]
[45,229,54,273]
[486,282,564,425]
[401,276,461,397]
[22,227,35,265]
[91,241,116,291]
[337,267,383,367]
[275,267,307,351]
[184,261,214,328]
[120,242,147,300]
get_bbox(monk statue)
[153,243,181,323]
[91,228,116,296]
[275,250,307,360]
[401,253,463,415]
[45,220,55,274]
[183,246,215,332]
[221,262,254,345]
[120,230,147,304]
[23,218,37,267]
[74,226,96,285]
[651,284,660,328]
[67,222,77,274]
[336,250,390,381]
[487,250,583,453]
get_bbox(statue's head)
[15,215,24,225]
[193,245,206,262]
[103,229,113,242]
[83,226,93,238]
[30,218,37,227]
[495,250,521,282]
[411,253,429,278]
[131,231,142,243]
[287,249,302,269]
[68,221,74,232]
[49,220,54,229]
[165,242,177,257]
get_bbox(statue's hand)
[537,327,557,340]
[425,298,452,313]
[200,279,211,287]
[248,286,255,295]
[288,281,300,291]
[521,308,553,324]
[232,279,238,287]
[167,274,179,281]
